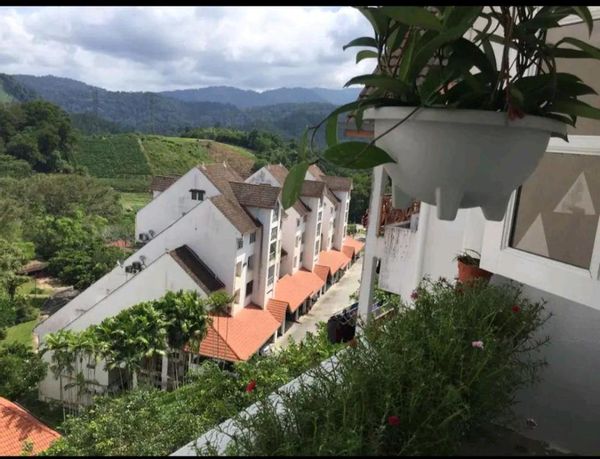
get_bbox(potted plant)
[454,249,492,283]
[282,6,600,221]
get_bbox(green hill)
[72,133,256,192]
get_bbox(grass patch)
[140,135,212,175]
[120,192,152,213]
[73,134,152,178]
[2,319,37,348]
[17,279,53,296]
[97,175,152,193]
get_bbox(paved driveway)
[274,257,363,350]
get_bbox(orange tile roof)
[274,269,325,312]
[198,305,280,362]
[342,245,355,259]
[317,250,351,275]
[343,236,365,254]
[0,397,61,456]
[266,298,289,324]
[313,264,330,282]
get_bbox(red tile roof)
[0,397,61,456]
[198,304,280,362]
[150,175,179,192]
[313,264,330,282]
[342,245,355,259]
[343,236,365,256]
[274,269,325,313]
[317,250,351,275]
[266,298,289,324]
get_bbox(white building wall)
[136,168,220,242]
[321,196,336,252]
[36,200,239,342]
[332,190,351,250]
[280,207,304,276]
[246,205,281,308]
[301,196,322,271]
[372,201,600,454]
[65,254,205,332]
[232,227,260,313]
[246,168,280,188]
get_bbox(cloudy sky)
[0,6,375,92]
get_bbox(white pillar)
[358,166,387,323]
[161,354,169,390]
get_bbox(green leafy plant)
[226,278,551,456]
[454,249,482,266]
[282,6,600,209]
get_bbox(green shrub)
[227,278,550,456]
[0,342,48,400]
[43,324,342,456]
[346,223,357,235]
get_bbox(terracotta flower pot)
[457,260,493,284]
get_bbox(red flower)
[245,380,257,393]
[387,415,400,426]
[512,305,521,313]
[410,290,419,300]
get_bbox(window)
[247,255,254,270]
[299,252,304,263]
[237,238,243,249]
[250,232,256,244]
[234,289,240,304]
[269,241,277,260]
[294,256,298,267]
[303,215,307,223]
[317,222,322,234]
[318,210,323,221]
[235,261,242,277]
[480,137,600,311]
[246,280,254,296]
[296,235,301,247]
[268,265,275,285]
[315,241,320,255]
[270,226,278,241]
[297,218,301,227]
[190,189,205,201]
[272,206,279,222]
[301,232,306,243]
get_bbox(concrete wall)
[375,202,600,454]
[301,196,322,271]
[36,200,239,341]
[332,190,350,250]
[136,168,220,242]
[280,207,304,276]
[65,254,204,332]
[321,196,336,252]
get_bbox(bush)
[346,223,357,235]
[227,278,550,456]
[43,324,342,456]
[0,342,48,400]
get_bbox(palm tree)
[40,329,77,418]
[208,292,233,369]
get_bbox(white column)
[358,166,387,323]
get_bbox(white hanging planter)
[364,107,567,221]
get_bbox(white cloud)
[0,6,374,92]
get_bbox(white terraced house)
[34,162,363,406]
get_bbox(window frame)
[481,136,600,310]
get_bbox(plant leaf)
[281,161,309,209]
[344,74,411,97]
[556,37,600,59]
[355,50,378,63]
[343,36,378,51]
[548,98,600,120]
[379,7,443,31]
[323,141,396,169]
[571,7,593,36]
[325,115,338,148]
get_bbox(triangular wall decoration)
[554,172,596,215]
[515,213,550,257]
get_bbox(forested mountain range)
[2,74,358,139]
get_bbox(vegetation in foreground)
[42,323,342,456]
[224,279,550,456]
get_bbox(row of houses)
[34,162,363,404]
